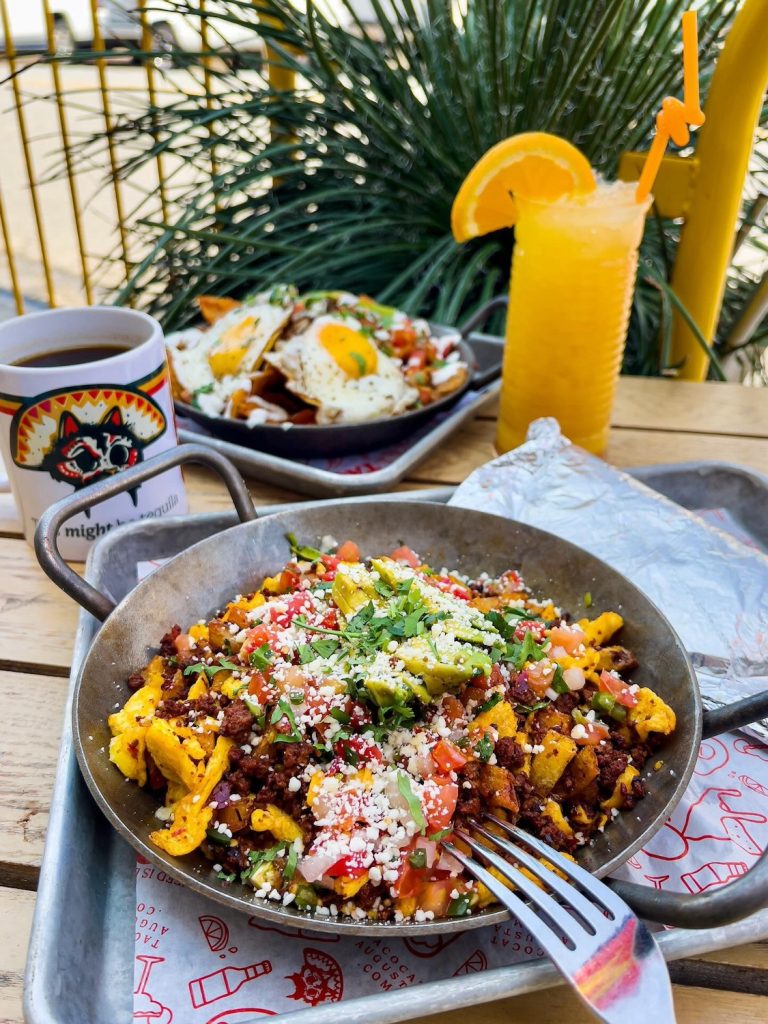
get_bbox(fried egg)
[265,316,418,424]
[166,298,291,413]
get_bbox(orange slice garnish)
[451,132,596,242]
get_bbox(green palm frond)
[62,0,766,377]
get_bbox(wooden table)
[2,376,767,1023]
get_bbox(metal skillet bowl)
[36,446,768,936]
[173,300,507,459]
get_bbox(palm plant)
[73,0,766,377]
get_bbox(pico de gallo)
[108,536,676,922]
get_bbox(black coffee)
[13,344,131,369]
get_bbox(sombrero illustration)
[1,370,168,504]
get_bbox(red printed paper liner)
[133,730,768,1021]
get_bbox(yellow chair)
[618,0,768,380]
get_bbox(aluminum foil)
[449,418,768,741]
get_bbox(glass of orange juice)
[496,181,651,456]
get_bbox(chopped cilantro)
[349,351,368,375]
[184,658,240,679]
[477,691,503,714]
[447,894,472,917]
[515,699,549,715]
[475,735,494,762]
[285,532,325,562]
[329,707,350,724]
[583,592,593,608]
[284,842,299,880]
[216,869,237,883]
[297,644,315,664]
[551,664,569,694]
[310,637,339,659]
[428,827,452,842]
[408,849,427,868]
[249,644,273,671]
[373,578,394,599]
[397,771,427,833]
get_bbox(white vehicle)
[0,0,94,54]
[97,0,266,56]
[98,0,386,58]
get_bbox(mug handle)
[35,444,255,621]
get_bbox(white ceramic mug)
[0,306,188,560]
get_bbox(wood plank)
[0,672,67,879]
[605,428,768,475]
[477,377,768,440]
[408,418,768,485]
[0,491,22,537]
[415,982,768,1024]
[0,537,78,673]
[698,943,768,970]
[611,378,768,438]
[0,886,35,1024]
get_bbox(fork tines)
[444,813,626,960]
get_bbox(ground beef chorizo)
[597,749,629,794]
[219,699,254,745]
[553,692,580,715]
[354,882,379,911]
[519,810,576,853]
[159,625,181,657]
[282,741,313,771]
[155,698,186,719]
[495,736,525,771]
[506,672,535,705]
[455,761,483,822]
[127,671,145,692]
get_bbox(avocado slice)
[397,636,492,695]
[331,563,380,618]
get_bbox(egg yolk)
[319,324,378,378]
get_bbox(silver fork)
[443,814,676,1024]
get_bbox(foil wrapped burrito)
[450,418,768,741]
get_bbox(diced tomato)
[391,545,420,567]
[278,568,301,592]
[406,349,428,370]
[327,852,368,879]
[321,608,339,630]
[240,623,280,660]
[549,624,586,654]
[391,327,418,355]
[319,554,341,581]
[526,660,556,694]
[418,877,457,917]
[173,631,193,655]
[431,739,470,773]
[598,670,638,708]
[430,575,472,601]
[348,702,373,729]
[269,592,317,628]
[334,735,383,765]
[514,620,547,643]
[423,775,459,831]
[336,540,361,562]
[247,671,274,703]
[440,695,466,723]
[393,860,427,898]
[573,719,610,746]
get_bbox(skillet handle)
[700,691,768,739]
[35,443,255,622]
[459,296,508,390]
[610,847,768,928]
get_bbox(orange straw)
[635,10,706,203]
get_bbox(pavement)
[0,61,199,313]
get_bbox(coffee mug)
[0,306,188,560]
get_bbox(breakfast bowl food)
[166,288,487,458]
[36,447,768,935]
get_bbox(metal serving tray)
[24,463,768,1024]
[177,332,504,498]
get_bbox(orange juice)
[496,181,650,455]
